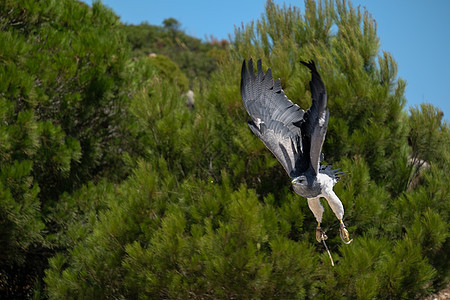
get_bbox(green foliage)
[0,0,139,296]
[121,20,229,83]
[407,104,449,188]
[45,162,322,299]
[1,0,448,299]
[334,237,436,299]
[147,54,189,91]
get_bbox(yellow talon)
[339,219,353,244]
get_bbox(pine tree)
[0,0,137,296]
[407,104,448,188]
[23,0,450,298]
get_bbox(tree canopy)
[0,0,448,298]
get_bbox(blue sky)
[83,0,450,119]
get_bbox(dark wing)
[241,59,306,178]
[300,60,329,175]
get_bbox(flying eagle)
[240,59,352,244]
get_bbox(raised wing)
[300,60,329,175]
[241,59,307,178]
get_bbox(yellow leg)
[316,222,327,243]
[339,219,353,244]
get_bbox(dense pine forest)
[1,0,448,298]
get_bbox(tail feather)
[319,165,348,181]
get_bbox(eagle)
[240,59,352,244]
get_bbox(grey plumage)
[241,58,352,244]
[241,59,305,178]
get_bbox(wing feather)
[241,59,307,178]
[248,120,301,178]
[300,60,329,175]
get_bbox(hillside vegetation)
[0,0,448,298]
